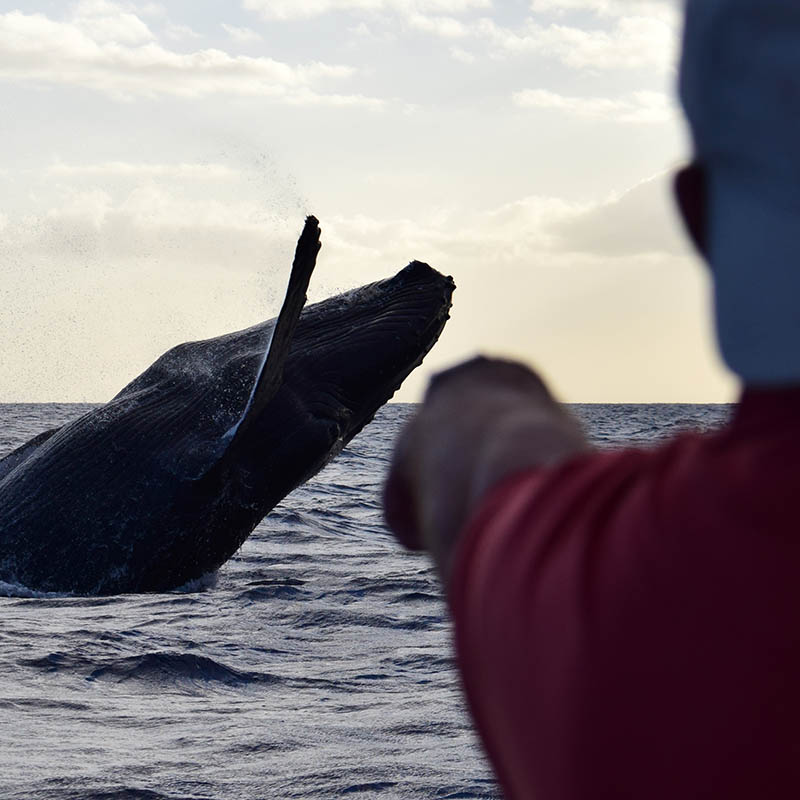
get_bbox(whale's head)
[284,261,453,441]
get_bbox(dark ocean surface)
[0,402,732,799]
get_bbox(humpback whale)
[0,217,454,595]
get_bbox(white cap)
[680,0,800,384]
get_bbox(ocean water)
[0,402,732,800]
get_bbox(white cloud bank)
[552,173,688,256]
[221,23,263,44]
[0,163,723,403]
[0,5,379,105]
[529,0,677,22]
[476,14,676,71]
[242,0,492,21]
[514,88,675,123]
[44,160,240,179]
[242,0,677,75]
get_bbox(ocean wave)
[21,650,280,689]
[84,652,279,687]
[387,721,458,737]
[238,583,311,602]
[0,573,218,599]
[49,789,216,800]
[20,651,97,673]
[389,591,441,604]
[334,574,435,598]
[294,608,443,631]
[0,697,91,712]
[388,652,455,671]
[340,781,397,794]
[174,571,219,593]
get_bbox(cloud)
[335,0,677,74]
[236,0,677,77]
[2,156,307,265]
[476,14,676,71]
[9,165,687,279]
[221,23,263,44]
[135,2,167,18]
[513,88,675,123]
[312,177,686,278]
[72,0,155,45]
[551,173,688,257]
[164,21,203,40]
[2,165,684,309]
[407,13,469,37]
[529,0,678,25]
[45,161,240,179]
[242,0,492,21]
[9,186,295,260]
[449,45,475,63]
[0,7,380,106]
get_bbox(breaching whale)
[0,217,454,595]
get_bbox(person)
[383,1,800,798]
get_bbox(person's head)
[677,0,800,386]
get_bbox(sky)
[0,0,737,402]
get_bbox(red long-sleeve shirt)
[449,388,800,799]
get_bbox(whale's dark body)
[0,220,453,594]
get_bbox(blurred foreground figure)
[384,1,800,797]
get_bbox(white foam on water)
[0,579,72,599]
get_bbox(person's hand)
[383,357,588,584]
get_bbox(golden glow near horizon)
[0,0,737,403]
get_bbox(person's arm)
[383,356,589,584]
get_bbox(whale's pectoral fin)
[163,216,320,483]
[236,215,321,438]
[215,215,321,459]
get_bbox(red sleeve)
[448,394,800,800]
